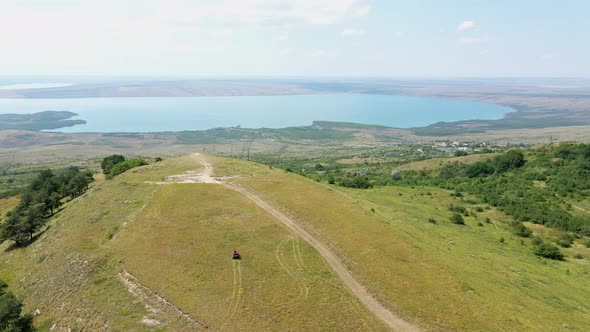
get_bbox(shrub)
[513,224,533,237]
[450,213,465,225]
[109,158,148,177]
[534,242,565,260]
[557,234,576,248]
[499,237,505,243]
[494,150,526,172]
[532,236,543,246]
[583,239,590,248]
[101,154,125,174]
[574,253,584,259]
[428,218,437,224]
[448,204,466,214]
[484,217,492,224]
[477,221,484,227]
[455,150,469,157]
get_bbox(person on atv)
[232,249,240,260]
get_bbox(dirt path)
[119,266,204,330]
[188,154,418,331]
[571,204,589,214]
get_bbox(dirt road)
[189,154,418,331]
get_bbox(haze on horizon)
[1,0,589,78]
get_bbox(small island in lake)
[0,111,86,131]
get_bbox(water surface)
[0,94,510,132]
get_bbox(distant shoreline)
[0,78,588,134]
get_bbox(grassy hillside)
[0,155,384,330]
[1,153,590,330]
[213,156,590,331]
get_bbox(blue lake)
[0,94,511,133]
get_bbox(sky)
[0,0,589,77]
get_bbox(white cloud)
[395,31,404,38]
[159,0,371,26]
[307,50,337,57]
[457,20,475,31]
[273,35,289,41]
[457,36,487,44]
[540,54,554,61]
[341,28,365,37]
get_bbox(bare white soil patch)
[147,154,239,185]
[119,266,203,329]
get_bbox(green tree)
[47,192,62,215]
[101,154,125,174]
[494,150,525,172]
[0,280,34,332]
[1,204,46,244]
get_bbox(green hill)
[1,153,590,330]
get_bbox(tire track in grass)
[218,179,418,331]
[274,237,310,308]
[176,155,418,331]
[219,260,243,330]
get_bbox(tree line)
[0,167,93,245]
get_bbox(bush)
[339,176,373,189]
[484,217,492,224]
[583,239,590,248]
[531,236,544,246]
[455,150,469,157]
[499,237,505,243]
[450,213,465,225]
[428,218,437,224]
[557,233,576,248]
[494,150,526,172]
[513,223,533,237]
[109,158,148,177]
[534,242,565,260]
[101,154,125,174]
